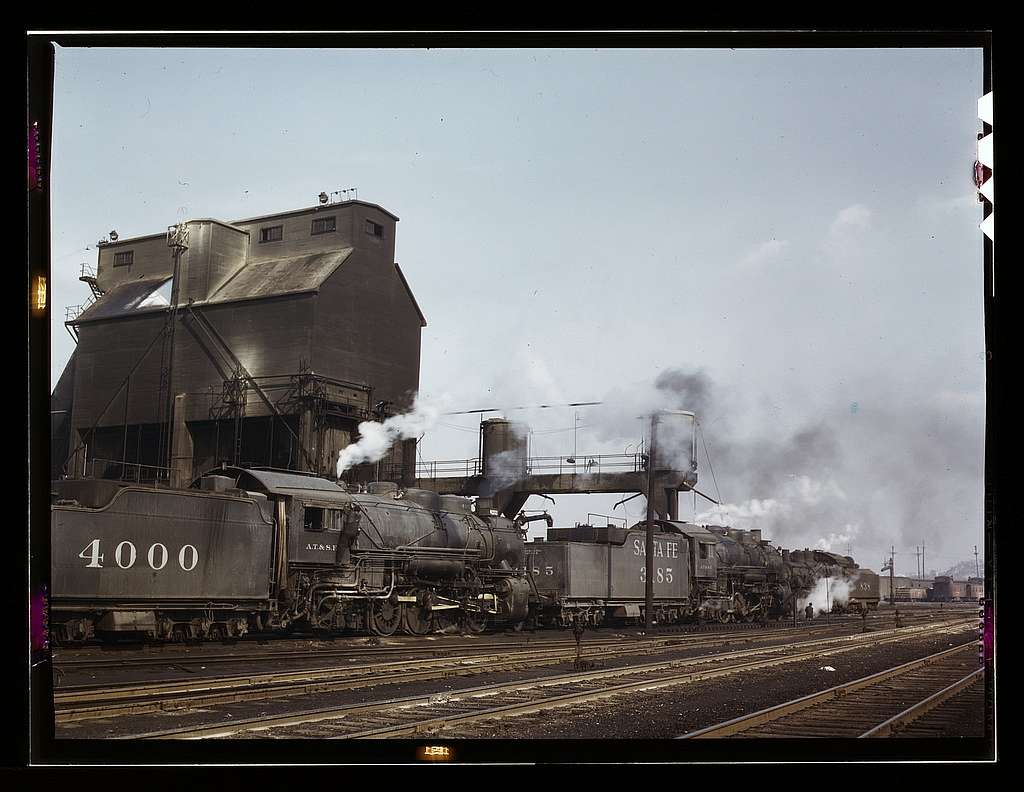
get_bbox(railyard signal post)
[644,412,659,632]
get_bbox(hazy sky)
[49,45,985,576]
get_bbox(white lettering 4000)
[78,539,199,571]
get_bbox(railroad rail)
[873,668,986,738]
[54,636,607,672]
[129,617,974,739]
[680,643,984,738]
[55,616,896,723]
[864,663,983,737]
[54,607,958,674]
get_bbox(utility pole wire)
[443,401,602,416]
[696,420,725,521]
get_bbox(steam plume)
[798,574,855,616]
[577,365,981,572]
[479,447,529,496]
[336,395,443,477]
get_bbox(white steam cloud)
[336,395,444,477]
[797,574,855,616]
[480,445,530,496]
[696,475,856,552]
[584,369,708,472]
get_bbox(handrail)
[412,452,650,479]
[85,457,171,484]
[65,296,95,323]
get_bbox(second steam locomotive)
[50,467,878,642]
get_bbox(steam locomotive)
[529,523,879,628]
[49,467,878,642]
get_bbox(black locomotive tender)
[50,468,879,642]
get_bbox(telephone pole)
[974,545,980,578]
[922,542,926,579]
[643,412,659,633]
[892,546,900,627]
[882,546,901,627]
[890,546,895,602]
[915,546,922,579]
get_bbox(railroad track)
[55,612,963,725]
[130,617,974,739]
[52,608,946,674]
[881,668,986,738]
[54,636,599,672]
[680,642,984,738]
[51,622,865,722]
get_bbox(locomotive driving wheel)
[401,604,434,636]
[463,610,487,634]
[366,599,401,636]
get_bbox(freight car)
[930,576,970,602]
[894,586,929,602]
[50,467,531,642]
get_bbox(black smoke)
[652,368,983,573]
[653,368,715,417]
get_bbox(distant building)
[52,199,426,487]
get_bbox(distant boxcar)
[931,576,969,602]
[895,586,928,602]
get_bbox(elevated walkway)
[394,451,697,519]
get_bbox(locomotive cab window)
[699,543,709,560]
[304,507,325,531]
[303,507,343,531]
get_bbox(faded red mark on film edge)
[30,585,49,654]
[982,598,993,664]
[28,121,42,192]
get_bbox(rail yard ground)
[49,603,989,749]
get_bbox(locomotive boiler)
[786,548,880,613]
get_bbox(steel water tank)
[480,418,528,480]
